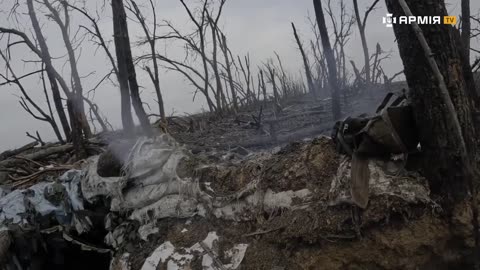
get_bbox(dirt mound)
[105,135,471,270]
[195,137,339,196]
[260,137,340,193]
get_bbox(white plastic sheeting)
[82,156,126,207]
[82,135,312,255]
[329,156,431,206]
[0,170,91,234]
[82,135,202,215]
[83,135,314,227]
[212,188,313,221]
[140,231,248,270]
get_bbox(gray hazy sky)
[0,0,479,151]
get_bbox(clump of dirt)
[191,137,339,195]
[166,219,211,247]
[201,160,264,194]
[260,137,340,193]
[308,138,341,182]
[241,241,292,269]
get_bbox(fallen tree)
[0,144,73,168]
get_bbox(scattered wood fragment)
[243,226,284,237]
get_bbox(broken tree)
[353,0,380,86]
[385,4,480,260]
[130,0,166,123]
[385,0,479,203]
[112,0,152,135]
[292,22,316,97]
[313,0,341,120]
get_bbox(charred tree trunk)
[126,53,153,135]
[120,3,152,134]
[112,0,146,135]
[83,97,109,132]
[67,100,86,159]
[145,65,165,122]
[112,0,134,133]
[313,0,341,120]
[267,67,280,108]
[238,55,253,104]
[26,0,71,141]
[197,12,214,113]
[353,0,371,85]
[292,22,316,97]
[43,0,92,139]
[274,53,289,98]
[209,19,225,114]
[131,0,166,123]
[458,0,480,107]
[385,0,478,201]
[371,43,381,84]
[462,0,471,64]
[221,35,238,112]
[260,70,267,107]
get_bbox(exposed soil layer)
[118,134,476,270]
[123,209,475,270]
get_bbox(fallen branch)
[0,142,38,161]
[0,168,29,175]
[11,165,74,188]
[243,226,284,237]
[12,156,45,167]
[0,144,73,168]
